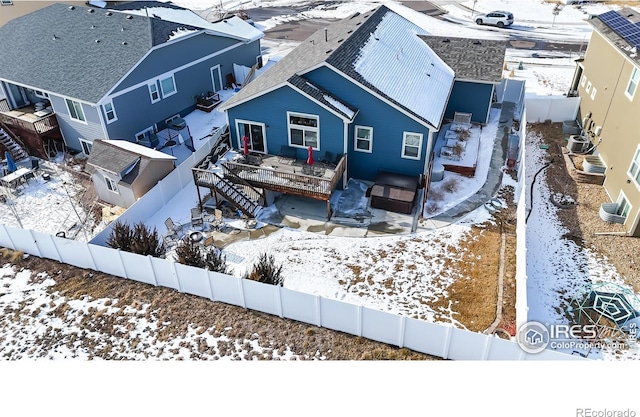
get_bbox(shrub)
[442,178,459,194]
[106,221,165,257]
[204,249,229,274]
[175,237,205,268]
[244,253,284,286]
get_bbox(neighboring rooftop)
[590,8,640,62]
[221,5,454,129]
[87,139,175,177]
[108,1,263,42]
[419,36,507,83]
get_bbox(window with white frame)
[288,112,319,149]
[65,99,85,122]
[148,82,160,103]
[1,0,13,5]
[586,81,592,93]
[105,176,119,193]
[616,193,631,219]
[580,75,587,87]
[628,146,640,188]
[401,132,422,160]
[160,75,177,98]
[79,138,92,155]
[626,67,640,99]
[354,126,373,153]
[590,87,597,100]
[34,90,49,99]
[103,101,117,123]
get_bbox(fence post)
[1,224,17,251]
[398,315,406,348]
[481,334,493,360]
[146,255,159,286]
[275,286,283,318]
[238,277,246,308]
[116,249,128,278]
[357,305,363,336]
[206,270,215,301]
[49,234,63,262]
[85,244,98,271]
[171,260,181,292]
[315,295,322,327]
[442,326,453,360]
[27,229,43,257]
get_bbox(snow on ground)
[0,264,303,360]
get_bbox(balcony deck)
[0,98,59,136]
[193,148,346,216]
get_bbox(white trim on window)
[79,138,92,156]
[159,74,177,98]
[616,191,631,222]
[65,98,86,124]
[103,101,117,123]
[590,87,597,100]
[34,90,49,99]
[0,0,13,5]
[628,145,640,190]
[354,125,373,153]
[287,111,319,150]
[580,75,587,87]
[401,132,423,160]
[626,67,640,100]
[586,81,592,93]
[105,176,119,194]
[165,114,181,125]
[148,82,160,103]
[135,126,155,143]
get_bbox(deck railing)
[222,155,346,201]
[0,98,59,136]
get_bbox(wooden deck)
[192,148,346,217]
[0,98,59,136]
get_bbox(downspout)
[343,119,349,189]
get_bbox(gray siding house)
[0,2,263,158]
[86,139,176,208]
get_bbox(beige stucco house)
[86,139,175,208]
[570,8,640,237]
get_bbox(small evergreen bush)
[244,253,284,286]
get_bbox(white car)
[475,11,514,28]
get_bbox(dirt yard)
[529,122,640,291]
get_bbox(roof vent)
[52,34,58,40]
[122,41,128,45]
[442,38,450,43]
[68,5,75,10]
[91,24,96,29]
[121,26,125,31]
[338,38,344,43]
[126,15,133,19]
[105,11,112,16]
[473,40,481,45]
[347,30,353,34]
[95,39,100,43]
[87,8,94,13]
[326,49,333,54]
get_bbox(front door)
[211,65,223,92]
[236,120,266,153]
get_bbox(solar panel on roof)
[599,10,640,49]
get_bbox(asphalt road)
[239,0,585,53]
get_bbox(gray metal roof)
[0,3,199,103]
[590,8,640,66]
[418,36,507,83]
[222,5,455,129]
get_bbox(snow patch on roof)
[323,94,355,119]
[101,140,177,160]
[353,11,454,127]
[114,7,262,42]
[168,27,200,40]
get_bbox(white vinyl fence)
[515,109,528,330]
[0,222,583,360]
[524,96,580,123]
[90,128,225,246]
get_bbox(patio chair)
[162,233,178,249]
[191,207,204,229]
[321,151,334,165]
[207,208,223,230]
[164,217,183,239]
[202,235,215,247]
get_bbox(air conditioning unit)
[594,125,602,136]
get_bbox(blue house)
[220,5,456,187]
[0,2,263,160]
